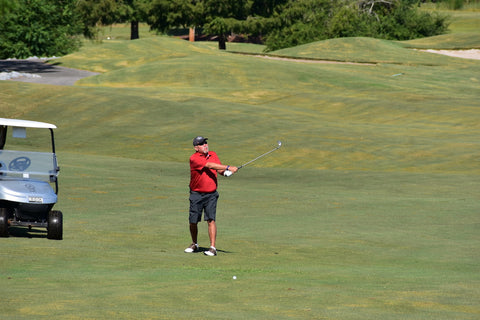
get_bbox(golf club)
[238,141,282,169]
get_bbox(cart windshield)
[0,150,58,182]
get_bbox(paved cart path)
[0,59,99,86]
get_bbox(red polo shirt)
[190,151,221,193]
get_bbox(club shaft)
[239,144,281,169]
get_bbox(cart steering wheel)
[9,156,31,171]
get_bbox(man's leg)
[203,191,218,256]
[189,222,198,244]
[184,222,199,253]
[207,219,216,248]
[186,191,201,252]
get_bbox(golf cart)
[0,118,62,240]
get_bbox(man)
[185,136,238,256]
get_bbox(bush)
[0,0,83,59]
[374,1,448,39]
[264,0,450,51]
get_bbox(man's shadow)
[197,246,233,254]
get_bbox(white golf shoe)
[184,243,199,253]
[204,246,217,256]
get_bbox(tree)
[146,0,202,33]
[76,0,118,39]
[251,0,288,17]
[264,0,335,51]
[116,0,153,39]
[0,0,82,59]
[76,0,151,40]
[147,0,254,50]
[202,0,252,49]
[0,0,18,15]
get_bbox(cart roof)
[0,118,56,129]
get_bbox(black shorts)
[189,190,219,223]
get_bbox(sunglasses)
[197,142,208,146]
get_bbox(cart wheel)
[47,210,63,240]
[0,208,9,237]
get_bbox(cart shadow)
[8,227,47,239]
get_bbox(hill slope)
[0,33,479,320]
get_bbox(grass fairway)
[1,154,478,319]
[0,10,479,319]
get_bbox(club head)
[277,141,282,148]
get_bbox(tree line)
[0,0,450,59]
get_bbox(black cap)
[193,136,208,146]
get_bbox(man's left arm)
[205,153,238,175]
[205,162,238,173]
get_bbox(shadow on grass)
[188,246,234,254]
[7,226,47,239]
[0,59,59,74]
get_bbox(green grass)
[401,33,480,49]
[448,10,480,33]
[0,10,479,319]
[57,37,217,73]
[420,3,480,33]
[1,154,478,319]
[269,36,480,63]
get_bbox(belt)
[190,190,217,194]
